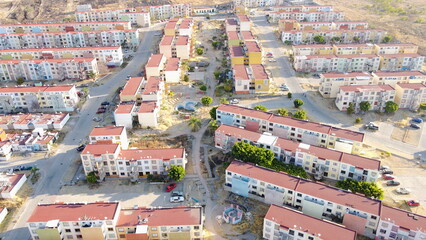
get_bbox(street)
[1,24,163,240]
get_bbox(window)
[152,227,157,231]
[108,228,114,231]
[65,229,71,232]
[289,230,294,235]
[298,232,304,237]
[75,229,80,232]
[194,226,200,230]
[152,233,158,237]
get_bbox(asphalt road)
[1,24,163,240]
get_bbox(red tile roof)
[159,36,174,46]
[373,71,425,77]
[232,65,249,80]
[250,64,268,80]
[226,19,238,26]
[230,46,244,57]
[117,148,184,161]
[237,15,250,22]
[117,206,201,227]
[0,46,121,53]
[90,126,124,137]
[380,205,426,233]
[82,144,119,155]
[304,54,336,60]
[337,54,379,59]
[165,21,177,29]
[115,104,135,114]
[333,44,373,48]
[217,104,364,142]
[120,77,144,97]
[0,29,136,36]
[0,85,74,93]
[375,43,417,47]
[0,58,95,64]
[292,44,333,49]
[339,84,394,92]
[380,53,422,58]
[27,202,119,222]
[244,41,260,52]
[227,31,239,41]
[0,174,26,194]
[321,72,372,79]
[396,83,426,90]
[138,102,157,113]
[165,58,180,71]
[265,205,357,240]
[0,21,129,27]
[240,31,255,41]
[142,76,161,95]
[146,54,164,68]
[175,36,189,45]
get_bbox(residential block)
[159,35,191,60]
[271,11,345,23]
[293,54,380,73]
[372,71,426,87]
[89,126,129,150]
[233,64,270,94]
[394,83,426,110]
[379,53,425,72]
[319,72,374,98]
[0,173,27,198]
[145,54,166,79]
[0,113,70,130]
[75,8,150,27]
[335,85,396,112]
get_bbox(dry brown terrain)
[317,0,426,54]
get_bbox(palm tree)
[188,116,202,132]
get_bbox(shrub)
[346,103,355,115]
[196,48,204,55]
[199,85,207,91]
[201,96,213,106]
[384,101,398,113]
[293,110,307,120]
[277,108,289,116]
[287,92,292,99]
[293,99,304,108]
[253,105,268,111]
[209,106,218,119]
[336,179,384,200]
[355,117,363,124]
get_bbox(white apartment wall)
[137,110,159,127]
[114,113,133,129]
[0,174,27,199]
[164,69,181,83]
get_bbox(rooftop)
[175,36,189,45]
[165,58,180,71]
[117,206,202,227]
[340,84,395,92]
[250,64,268,80]
[396,83,426,89]
[227,31,239,41]
[244,41,261,52]
[115,104,135,114]
[0,21,129,27]
[0,58,95,64]
[142,76,161,95]
[0,174,26,194]
[120,77,144,97]
[380,53,422,58]
[240,31,255,41]
[138,102,157,113]
[0,29,137,36]
[232,65,249,80]
[321,72,372,79]
[293,44,333,49]
[237,15,250,22]
[27,202,119,222]
[118,148,184,161]
[159,36,174,46]
[380,205,426,233]
[0,46,121,53]
[164,21,177,30]
[373,71,425,77]
[145,54,164,68]
[230,46,244,57]
[226,19,238,26]
[89,126,125,137]
[82,144,120,155]
[265,205,357,240]
[0,85,74,93]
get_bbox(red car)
[382,174,395,180]
[96,107,106,114]
[166,183,177,192]
[407,200,420,207]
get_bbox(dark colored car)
[410,123,420,129]
[382,170,394,175]
[77,144,86,152]
[101,101,110,106]
[166,183,177,192]
[386,180,400,186]
[412,118,423,123]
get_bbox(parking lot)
[56,177,206,209]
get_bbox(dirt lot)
[0,181,32,233]
[317,0,426,55]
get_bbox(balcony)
[347,210,368,219]
[266,185,284,193]
[304,196,325,205]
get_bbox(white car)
[396,188,411,195]
[279,84,289,91]
[268,59,277,62]
[230,99,239,104]
[170,196,184,203]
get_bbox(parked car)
[412,118,423,123]
[170,196,184,203]
[166,183,177,192]
[171,190,183,197]
[230,99,239,104]
[386,180,400,186]
[268,59,277,62]
[382,174,395,180]
[364,122,379,131]
[126,75,131,80]
[101,101,110,106]
[381,170,394,175]
[410,123,420,129]
[380,165,390,170]
[396,187,411,195]
[407,200,420,207]
[96,107,106,114]
[13,165,33,171]
[77,144,86,152]
[313,73,321,78]
[93,117,101,122]
[279,84,289,91]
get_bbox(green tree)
[188,116,202,132]
[420,103,426,111]
[253,105,268,111]
[168,165,186,181]
[313,35,325,44]
[183,75,189,82]
[382,35,393,43]
[201,96,213,106]
[346,103,355,115]
[336,179,384,200]
[353,36,361,43]
[293,99,304,108]
[87,70,96,80]
[86,171,98,184]
[220,98,229,104]
[384,101,398,113]
[287,92,292,99]
[196,48,204,55]
[212,41,219,49]
[360,101,371,112]
[209,106,218,119]
[293,110,307,120]
[331,36,341,43]
[231,142,274,166]
[214,71,221,80]
[17,77,25,85]
[199,85,207,91]
[277,108,289,116]
[208,119,219,132]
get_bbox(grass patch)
[30,172,40,184]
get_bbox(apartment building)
[164,19,179,36]
[281,29,386,45]
[164,57,181,83]
[0,112,70,130]
[145,54,166,79]
[376,206,426,240]
[374,43,418,55]
[216,125,380,181]
[225,19,238,32]
[280,20,368,32]
[292,44,334,56]
[292,44,376,56]
[89,126,129,150]
[233,64,270,94]
[116,206,203,240]
[229,46,245,65]
[263,205,357,240]
[271,5,334,12]
[319,72,374,98]
[244,41,262,65]
[0,85,79,113]
[75,8,150,27]
[0,173,27,198]
[216,104,364,154]
[114,104,136,129]
[227,31,240,47]
[379,53,425,72]
[237,15,251,31]
[372,71,426,87]
[119,77,145,102]
[234,0,285,7]
[27,202,121,240]
[138,102,160,127]
[120,76,164,103]
[270,11,345,23]
[80,144,186,180]
[0,140,12,160]
[0,21,131,34]
[147,4,192,20]
[0,58,99,81]
[140,76,164,104]
[335,85,396,112]
[394,83,426,110]
[0,29,139,49]
[333,44,375,55]
[0,46,123,66]
[240,31,256,42]
[225,161,382,238]
[6,129,57,152]
[177,18,194,37]
[293,54,380,73]
[159,35,191,60]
